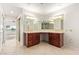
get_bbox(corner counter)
[23,30,64,48]
[24,30,64,33]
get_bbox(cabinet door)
[49,33,53,44]
[27,33,40,47]
[32,33,40,45]
[49,33,63,48]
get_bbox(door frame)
[16,16,21,44]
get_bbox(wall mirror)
[41,15,64,30]
[52,15,64,30]
[41,21,54,29]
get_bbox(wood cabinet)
[48,33,64,48]
[24,32,64,48]
[24,33,40,47]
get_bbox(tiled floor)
[0,38,79,55]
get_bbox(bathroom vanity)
[24,30,64,48]
[23,15,64,48]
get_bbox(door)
[27,33,40,47]
[2,17,17,50]
[49,33,63,48]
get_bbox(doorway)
[1,17,17,51]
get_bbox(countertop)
[24,30,64,33]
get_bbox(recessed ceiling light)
[10,10,14,14]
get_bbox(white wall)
[0,6,3,50]
[48,4,79,48]
[0,15,3,50]
[64,4,79,48]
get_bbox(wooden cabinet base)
[26,42,40,47]
[24,33,40,47]
[24,32,64,48]
[49,33,64,48]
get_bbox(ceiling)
[0,3,72,18]
[17,3,72,14]
[0,4,22,18]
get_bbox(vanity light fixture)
[49,19,54,21]
[58,16,63,18]
[26,16,37,19]
[49,21,54,24]
[52,15,63,20]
